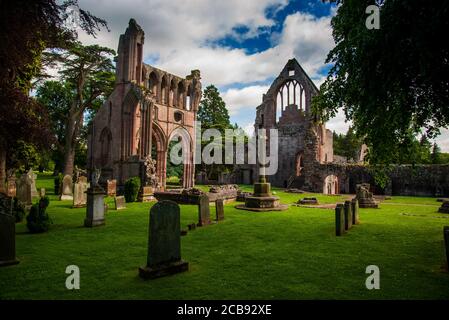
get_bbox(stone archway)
[151,123,167,190]
[323,175,339,195]
[167,126,193,188]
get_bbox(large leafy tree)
[0,0,108,191]
[313,0,449,164]
[46,43,115,176]
[196,85,233,180]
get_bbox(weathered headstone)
[0,193,19,267]
[344,200,353,230]
[84,185,106,227]
[197,194,211,227]
[139,200,188,279]
[73,176,88,208]
[298,197,319,205]
[215,199,224,221]
[60,174,73,201]
[27,169,38,198]
[16,174,32,206]
[114,196,126,210]
[444,226,449,271]
[39,188,46,198]
[335,203,345,236]
[138,185,154,202]
[351,198,359,225]
[6,177,16,198]
[106,179,117,197]
[355,183,378,208]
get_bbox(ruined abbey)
[88,19,449,197]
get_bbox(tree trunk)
[0,145,6,194]
[62,111,76,177]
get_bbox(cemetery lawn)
[1,173,448,300]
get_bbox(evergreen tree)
[196,85,233,180]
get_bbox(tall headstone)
[16,174,32,206]
[351,198,359,225]
[60,174,73,201]
[73,176,88,208]
[335,203,345,236]
[84,183,105,227]
[0,193,19,267]
[197,194,211,227]
[344,200,353,230]
[139,201,188,279]
[106,179,117,197]
[215,199,224,221]
[27,169,38,198]
[444,226,449,271]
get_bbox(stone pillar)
[0,194,19,267]
[335,203,345,236]
[344,200,353,231]
[197,194,211,227]
[351,198,359,225]
[84,186,106,227]
[215,199,224,221]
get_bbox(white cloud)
[221,85,270,115]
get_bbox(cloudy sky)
[76,0,449,151]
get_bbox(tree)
[0,0,108,190]
[431,143,441,164]
[313,0,449,164]
[36,81,74,173]
[196,85,233,180]
[46,42,115,176]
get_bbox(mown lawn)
[1,173,448,300]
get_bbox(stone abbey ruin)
[88,19,449,197]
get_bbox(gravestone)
[215,199,224,221]
[84,185,106,227]
[6,177,16,198]
[106,179,117,197]
[27,169,38,198]
[139,201,188,279]
[355,183,378,208]
[444,226,449,271]
[344,200,353,230]
[298,197,319,205]
[351,198,359,225]
[39,188,46,198]
[16,174,32,206]
[197,194,211,227]
[114,196,126,210]
[0,193,19,267]
[335,203,345,236]
[73,176,88,208]
[60,175,73,201]
[438,201,449,214]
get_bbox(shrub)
[26,196,52,233]
[124,177,141,203]
[13,197,26,223]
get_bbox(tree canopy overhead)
[313,0,449,164]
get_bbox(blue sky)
[76,0,449,150]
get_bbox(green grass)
[1,173,448,300]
